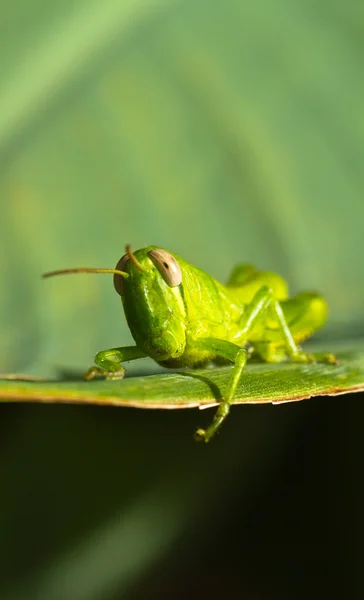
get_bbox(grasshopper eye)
[148,249,182,287]
[113,254,129,296]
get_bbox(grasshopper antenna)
[42,268,129,279]
[125,244,144,272]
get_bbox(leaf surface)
[1,348,363,409]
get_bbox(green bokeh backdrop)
[0,1,363,599]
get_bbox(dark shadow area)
[126,391,360,600]
[177,370,223,401]
[54,366,168,381]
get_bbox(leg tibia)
[281,292,328,344]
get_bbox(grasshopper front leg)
[84,346,147,380]
[193,286,337,443]
[191,338,247,442]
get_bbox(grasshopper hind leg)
[255,292,337,365]
[193,287,338,443]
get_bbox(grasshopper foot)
[84,366,103,380]
[310,352,339,365]
[194,402,230,443]
[84,366,125,381]
[291,350,338,366]
[194,428,209,443]
[84,348,128,381]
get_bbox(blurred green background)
[0,1,363,598]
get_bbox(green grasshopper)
[43,245,337,442]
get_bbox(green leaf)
[1,348,363,409]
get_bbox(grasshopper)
[43,245,337,442]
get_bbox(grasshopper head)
[114,246,187,363]
[42,245,188,365]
